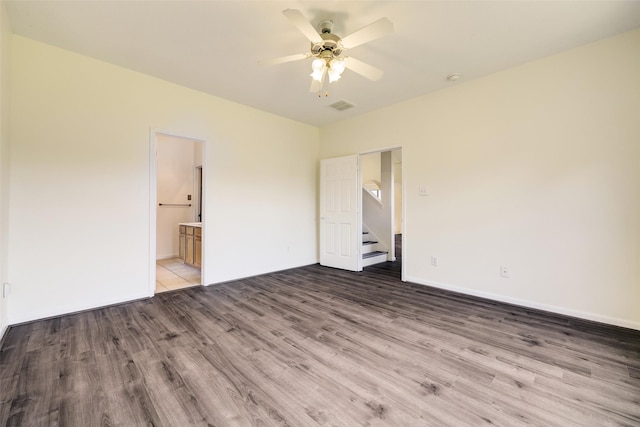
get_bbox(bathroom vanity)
[178,222,201,268]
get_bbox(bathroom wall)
[156,134,200,259]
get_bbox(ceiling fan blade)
[343,57,384,81]
[283,9,323,44]
[259,53,310,66]
[341,18,393,49]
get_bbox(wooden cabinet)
[179,224,201,269]
[194,227,202,268]
[178,225,186,260]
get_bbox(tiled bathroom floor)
[156,257,201,293]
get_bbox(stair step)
[362,250,387,259]
[362,239,380,255]
[361,250,388,267]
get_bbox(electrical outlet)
[500,266,509,278]
[431,256,438,266]
[419,186,428,196]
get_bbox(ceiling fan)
[261,9,394,96]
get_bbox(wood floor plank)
[1,257,639,426]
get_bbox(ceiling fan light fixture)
[310,58,326,81]
[310,69,325,82]
[311,58,325,70]
[330,59,345,74]
[269,9,394,94]
[327,58,346,83]
[327,68,341,83]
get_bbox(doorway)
[149,131,205,295]
[360,148,403,279]
[319,148,404,280]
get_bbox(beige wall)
[361,151,381,186]
[320,29,640,329]
[0,1,11,336]
[8,36,319,324]
[4,26,639,331]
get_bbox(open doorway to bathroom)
[153,133,204,293]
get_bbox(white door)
[320,155,361,271]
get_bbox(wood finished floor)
[1,262,639,426]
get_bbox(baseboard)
[0,322,8,348]
[8,291,151,326]
[405,275,640,332]
[206,262,320,287]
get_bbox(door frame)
[148,129,208,296]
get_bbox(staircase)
[362,228,388,267]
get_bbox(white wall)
[9,35,319,324]
[361,150,394,256]
[320,29,640,329]
[380,151,393,259]
[0,1,11,338]
[156,134,196,259]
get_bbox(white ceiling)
[5,1,640,127]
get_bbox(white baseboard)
[405,275,640,332]
[0,322,8,346]
[206,262,319,287]
[8,291,151,326]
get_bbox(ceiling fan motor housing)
[318,19,334,34]
[310,32,343,57]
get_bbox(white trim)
[148,132,157,297]
[149,128,208,295]
[8,292,150,326]
[400,148,406,282]
[357,155,363,272]
[0,324,7,344]
[359,145,403,156]
[405,275,640,331]
[194,165,203,223]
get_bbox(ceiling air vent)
[328,100,355,112]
